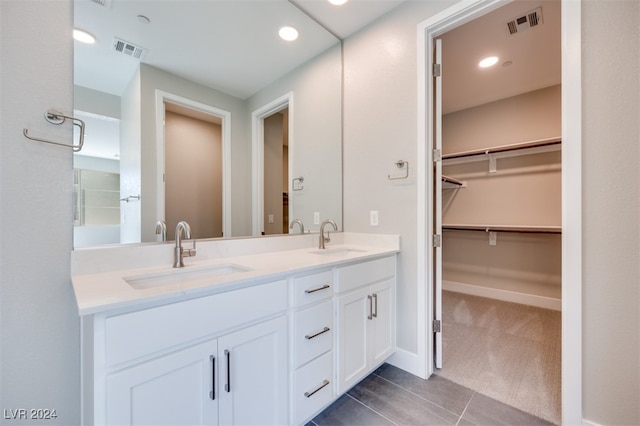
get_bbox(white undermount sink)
[124,264,253,290]
[309,247,367,257]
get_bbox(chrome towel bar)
[23,109,86,152]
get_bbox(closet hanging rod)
[442,224,562,234]
[442,137,561,160]
[442,175,464,186]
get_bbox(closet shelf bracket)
[23,109,86,152]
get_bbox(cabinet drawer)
[105,280,287,367]
[293,300,333,368]
[334,256,396,294]
[292,270,333,307]
[293,351,333,425]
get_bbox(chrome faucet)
[319,219,338,249]
[174,221,196,268]
[155,220,167,242]
[289,219,305,234]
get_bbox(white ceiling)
[73,0,560,159]
[74,0,404,99]
[441,0,561,113]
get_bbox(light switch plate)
[314,212,320,225]
[370,210,379,226]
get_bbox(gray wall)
[0,1,80,425]
[582,1,639,424]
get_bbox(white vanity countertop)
[71,232,400,315]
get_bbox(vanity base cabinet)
[83,280,288,426]
[104,316,287,426]
[335,257,396,396]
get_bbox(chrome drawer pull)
[305,284,330,294]
[373,293,378,318]
[305,326,330,340]
[304,379,330,398]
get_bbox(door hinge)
[433,149,441,162]
[433,63,441,77]
[433,234,441,248]
[433,319,441,333]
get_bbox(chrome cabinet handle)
[305,327,330,340]
[304,379,330,398]
[209,355,216,400]
[224,349,231,392]
[305,284,330,294]
[373,293,378,318]
[368,295,373,320]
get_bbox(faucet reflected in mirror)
[319,219,338,249]
[155,220,167,242]
[174,221,196,268]
[289,219,305,234]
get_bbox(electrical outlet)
[314,212,320,225]
[268,214,274,224]
[370,210,379,226]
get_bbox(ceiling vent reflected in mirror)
[112,37,147,60]
[89,0,112,8]
[506,7,543,35]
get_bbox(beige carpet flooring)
[435,291,561,425]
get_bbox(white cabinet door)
[369,278,395,367]
[336,279,396,395]
[336,287,370,395]
[106,340,218,426]
[218,316,288,426]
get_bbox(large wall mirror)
[73,0,343,247]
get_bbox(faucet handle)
[183,239,197,258]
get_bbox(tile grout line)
[455,391,476,426]
[345,393,401,426]
[372,371,466,419]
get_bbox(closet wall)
[442,84,561,307]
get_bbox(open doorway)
[427,1,563,423]
[155,90,231,240]
[263,108,290,235]
[251,92,293,236]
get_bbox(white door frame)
[416,1,582,424]
[155,90,232,237]
[251,92,294,236]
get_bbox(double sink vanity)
[72,232,399,425]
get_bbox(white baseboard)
[443,280,562,311]
[387,348,422,377]
[582,420,604,426]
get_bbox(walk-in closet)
[433,1,561,424]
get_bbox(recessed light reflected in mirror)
[478,56,499,68]
[328,0,348,5]
[73,29,96,44]
[279,26,299,41]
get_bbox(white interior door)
[433,38,443,369]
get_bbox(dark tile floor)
[308,363,555,426]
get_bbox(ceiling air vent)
[506,7,543,35]
[112,37,147,60]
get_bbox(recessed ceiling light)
[137,15,151,24]
[73,29,96,44]
[279,26,299,42]
[328,0,348,5]
[478,56,499,68]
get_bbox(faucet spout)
[289,219,305,234]
[319,219,338,249]
[174,221,196,268]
